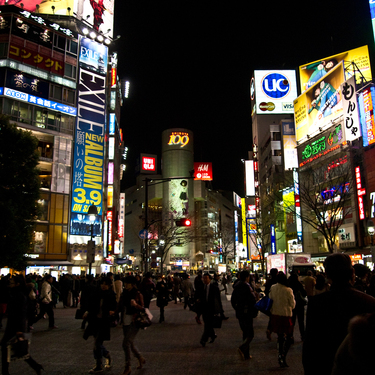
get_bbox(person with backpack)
[231,270,257,360]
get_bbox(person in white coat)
[269,272,295,368]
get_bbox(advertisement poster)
[294,62,344,143]
[0,0,114,37]
[299,45,372,92]
[281,120,298,170]
[79,36,108,75]
[253,70,298,115]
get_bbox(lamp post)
[87,204,98,275]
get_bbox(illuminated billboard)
[299,46,372,92]
[71,38,107,218]
[281,119,298,170]
[297,123,345,168]
[358,86,375,147]
[0,0,115,37]
[253,70,298,114]
[194,162,213,181]
[79,36,108,75]
[341,76,361,142]
[141,154,157,174]
[370,1,375,42]
[294,63,344,143]
[244,160,255,196]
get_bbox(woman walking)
[269,272,296,368]
[120,275,146,375]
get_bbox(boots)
[25,357,44,375]
[136,356,146,369]
[277,334,291,368]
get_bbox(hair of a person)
[203,273,212,279]
[240,270,250,281]
[101,277,112,285]
[124,275,137,285]
[324,253,353,283]
[270,268,278,278]
[44,274,52,281]
[276,271,288,286]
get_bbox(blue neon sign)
[1,87,77,116]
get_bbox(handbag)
[255,296,273,316]
[7,333,30,362]
[75,308,84,319]
[212,314,222,328]
[133,309,152,329]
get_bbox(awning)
[27,260,74,266]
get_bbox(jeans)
[122,323,140,367]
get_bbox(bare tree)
[219,221,235,267]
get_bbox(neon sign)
[168,132,190,148]
[355,166,366,220]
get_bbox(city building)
[0,3,123,277]
[123,128,241,273]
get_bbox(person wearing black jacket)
[231,270,257,360]
[119,275,146,375]
[83,277,116,374]
[288,273,307,342]
[302,254,375,375]
[155,276,169,323]
[1,275,43,375]
[196,273,221,347]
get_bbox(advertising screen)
[281,120,298,170]
[358,86,375,147]
[294,62,344,143]
[253,70,298,114]
[0,0,115,37]
[71,38,106,220]
[194,162,213,181]
[244,160,255,196]
[79,36,108,76]
[299,46,372,92]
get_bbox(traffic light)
[175,218,192,227]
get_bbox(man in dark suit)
[198,273,222,347]
[302,253,375,375]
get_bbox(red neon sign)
[355,166,366,220]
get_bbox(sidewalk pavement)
[1,286,305,375]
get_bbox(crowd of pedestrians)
[1,255,375,374]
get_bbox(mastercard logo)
[259,102,275,111]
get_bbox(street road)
[1,286,304,375]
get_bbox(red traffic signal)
[176,218,192,227]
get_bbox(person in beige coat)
[269,272,295,368]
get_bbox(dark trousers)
[291,306,305,339]
[238,316,254,357]
[35,301,55,327]
[201,313,215,343]
[122,323,140,367]
[93,335,109,365]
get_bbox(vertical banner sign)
[241,198,247,259]
[71,36,107,218]
[341,76,361,142]
[355,166,366,220]
[270,224,276,254]
[293,168,303,243]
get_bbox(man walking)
[34,274,57,329]
[231,270,257,360]
[197,273,221,347]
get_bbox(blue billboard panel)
[1,87,77,115]
[71,66,106,218]
[79,36,108,76]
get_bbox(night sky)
[114,1,375,196]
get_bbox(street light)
[87,204,98,275]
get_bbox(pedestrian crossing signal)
[175,218,192,227]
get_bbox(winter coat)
[83,288,117,341]
[156,280,169,307]
[269,283,295,317]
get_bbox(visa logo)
[282,103,294,110]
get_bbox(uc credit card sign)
[254,70,298,114]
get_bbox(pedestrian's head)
[324,253,354,284]
[307,270,313,276]
[239,270,250,282]
[144,272,151,279]
[276,271,288,286]
[100,277,112,290]
[203,273,211,285]
[124,275,137,290]
[353,264,370,280]
[270,268,278,278]
[45,274,52,283]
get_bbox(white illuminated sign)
[245,160,255,196]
